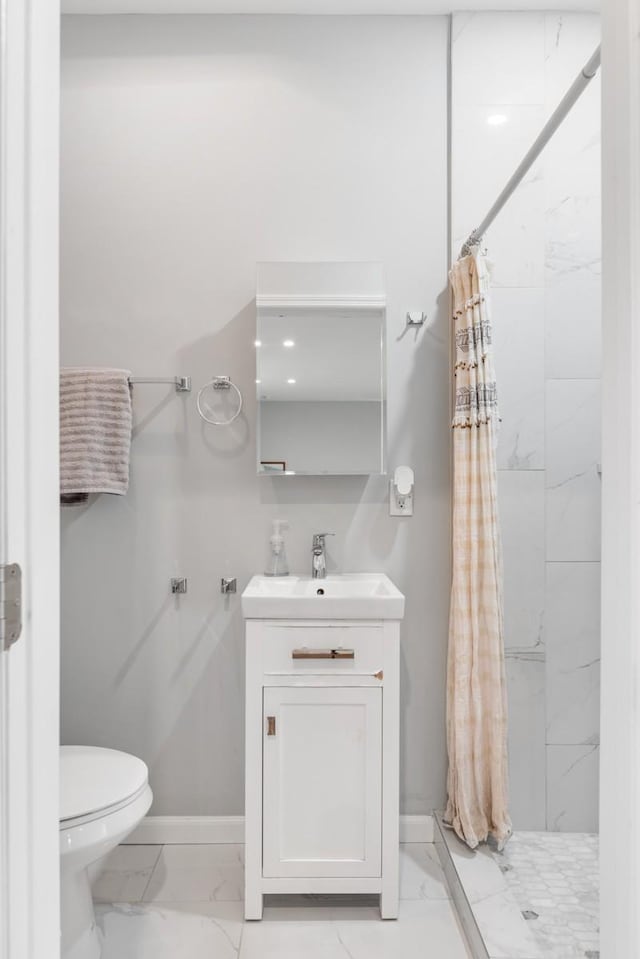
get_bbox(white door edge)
[0,2,60,958]
[601,1,640,956]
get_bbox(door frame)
[600,1,640,956]
[0,1,60,958]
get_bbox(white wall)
[452,12,601,831]
[60,14,450,816]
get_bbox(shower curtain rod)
[460,45,601,258]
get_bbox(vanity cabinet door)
[262,686,382,879]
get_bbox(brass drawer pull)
[291,648,355,660]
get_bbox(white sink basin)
[241,573,405,620]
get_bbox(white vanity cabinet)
[262,684,382,880]
[244,617,401,920]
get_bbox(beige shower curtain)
[445,252,511,850]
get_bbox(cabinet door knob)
[266,716,276,736]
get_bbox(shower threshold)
[434,812,599,959]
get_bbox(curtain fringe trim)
[451,417,497,429]
[452,293,486,317]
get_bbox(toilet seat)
[60,745,149,829]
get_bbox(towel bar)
[128,376,191,392]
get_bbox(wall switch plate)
[389,480,413,516]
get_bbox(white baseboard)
[124,813,434,846]
[125,815,245,845]
[400,814,434,843]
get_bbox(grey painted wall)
[60,14,450,816]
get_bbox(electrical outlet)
[389,480,413,516]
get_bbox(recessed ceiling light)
[487,113,508,126]
[287,378,296,385]
[283,339,295,348]
[254,339,262,347]
[255,379,261,384]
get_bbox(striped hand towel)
[60,368,133,506]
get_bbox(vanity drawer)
[258,623,384,675]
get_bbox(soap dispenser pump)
[265,520,290,577]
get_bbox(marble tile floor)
[490,832,599,959]
[438,820,544,959]
[439,819,599,959]
[92,842,474,959]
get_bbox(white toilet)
[60,746,153,959]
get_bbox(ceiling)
[62,0,600,13]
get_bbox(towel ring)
[196,376,243,426]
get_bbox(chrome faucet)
[311,533,334,579]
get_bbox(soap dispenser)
[265,520,290,577]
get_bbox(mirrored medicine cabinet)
[255,262,386,476]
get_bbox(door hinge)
[0,564,22,651]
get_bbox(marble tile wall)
[452,12,601,832]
